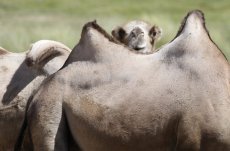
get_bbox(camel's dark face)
[112,20,162,53]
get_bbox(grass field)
[0,0,229,60]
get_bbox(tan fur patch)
[0,66,8,72]
[80,96,104,122]
[0,47,8,55]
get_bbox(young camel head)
[112,20,162,53]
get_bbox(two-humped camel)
[16,10,229,151]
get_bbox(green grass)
[0,0,229,60]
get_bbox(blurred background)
[0,0,229,60]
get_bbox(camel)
[112,20,162,53]
[16,10,230,151]
[0,40,71,150]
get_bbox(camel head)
[112,20,162,53]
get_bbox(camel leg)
[28,99,68,151]
[175,115,201,151]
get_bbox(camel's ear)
[25,40,71,75]
[149,25,162,42]
[111,27,127,41]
